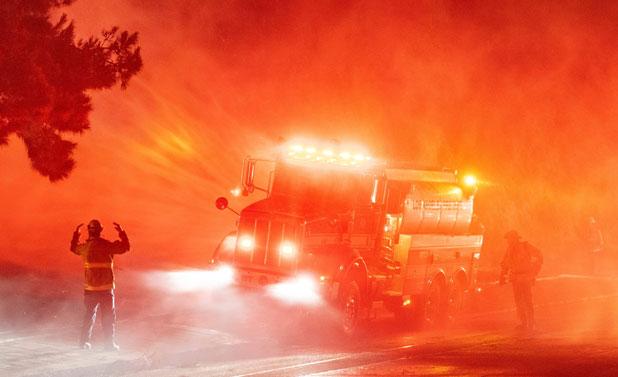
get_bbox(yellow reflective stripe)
[84,262,113,269]
[84,283,114,291]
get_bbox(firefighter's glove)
[74,223,84,235]
[113,222,124,233]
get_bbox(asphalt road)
[2,269,618,377]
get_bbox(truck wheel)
[419,281,446,328]
[341,281,361,336]
[447,279,465,321]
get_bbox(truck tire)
[447,279,465,321]
[341,281,361,336]
[415,280,447,328]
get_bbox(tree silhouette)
[0,0,142,181]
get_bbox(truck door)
[402,244,432,296]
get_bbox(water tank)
[399,182,473,234]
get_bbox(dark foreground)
[2,263,618,377]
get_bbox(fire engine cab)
[213,142,483,334]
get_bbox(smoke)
[1,0,618,276]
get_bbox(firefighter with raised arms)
[70,219,130,350]
[500,230,543,332]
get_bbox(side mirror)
[241,158,256,195]
[215,197,229,210]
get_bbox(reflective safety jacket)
[70,232,130,291]
[501,241,543,282]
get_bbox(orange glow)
[463,175,477,187]
[0,1,617,274]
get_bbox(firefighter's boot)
[101,290,118,350]
[79,299,98,348]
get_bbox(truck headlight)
[238,235,254,252]
[279,241,298,258]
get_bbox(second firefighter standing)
[500,230,543,332]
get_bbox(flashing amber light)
[463,175,477,187]
[238,235,254,252]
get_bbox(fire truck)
[212,142,484,334]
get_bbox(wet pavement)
[2,268,618,377]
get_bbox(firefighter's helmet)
[87,219,103,237]
[504,230,521,241]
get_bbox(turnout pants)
[79,290,116,345]
[511,277,534,329]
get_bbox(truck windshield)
[271,162,373,208]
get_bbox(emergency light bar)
[285,143,373,167]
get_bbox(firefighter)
[70,219,130,350]
[585,217,604,275]
[499,230,543,332]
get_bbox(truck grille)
[234,217,300,271]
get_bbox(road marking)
[232,355,355,377]
[238,335,508,377]
[302,356,410,377]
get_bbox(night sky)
[1,0,617,271]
